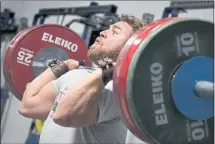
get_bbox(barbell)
[3,17,214,144]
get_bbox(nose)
[100,30,107,38]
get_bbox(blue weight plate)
[171,56,214,120]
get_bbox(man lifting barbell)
[4,14,214,144]
[18,14,146,144]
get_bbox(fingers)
[64,59,80,70]
[98,56,115,68]
[112,62,116,67]
[103,56,113,64]
[100,60,115,85]
[97,58,106,67]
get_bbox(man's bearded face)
[87,21,134,66]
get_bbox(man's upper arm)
[20,76,62,120]
[97,81,120,123]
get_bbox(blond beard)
[87,44,120,67]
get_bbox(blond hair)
[120,14,146,31]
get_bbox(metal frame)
[162,0,214,18]
[32,4,117,25]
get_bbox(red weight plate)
[4,26,39,97]
[3,27,34,97]
[113,17,180,141]
[122,17,180,140]
[3,30,24,93]
[6,25,44,98]
[114,26,150,141]
[121,18,179,141]
[9,24,91,100]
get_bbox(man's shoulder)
[78,66,97,73]
[56,67,97,87]
[63,66,97,77]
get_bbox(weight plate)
[171,56,214,120]
[113,17,179,141]
[114,27,148,141]
[126,18,213,144]
[5,26,39,98]
[9,24,91,100]
[6,25,44,97]
[3,31,23,95]
[3,27,33,97]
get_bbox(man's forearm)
[23,68,57,97]
[53,68,103,127]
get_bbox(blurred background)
[1,1,214,143]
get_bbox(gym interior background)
[1,1,214,143]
